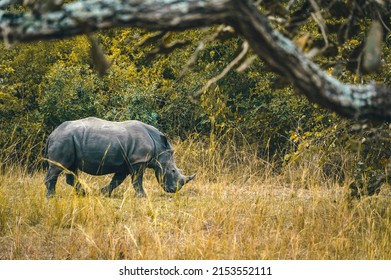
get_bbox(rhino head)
[154,150,196,193]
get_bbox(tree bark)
[0,0,232,41]
[1,0,391,121]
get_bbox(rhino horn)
[184,174,196,184]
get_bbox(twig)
[192,40,249,98]
[308,0,329,58]
[180,25,229,79]
[377,10,391,34]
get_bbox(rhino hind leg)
[65,170,86,196]
[45,165,62,197]
[101,172,128,197]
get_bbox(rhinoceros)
[44,117,195,197]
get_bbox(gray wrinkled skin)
[44,117,195,197]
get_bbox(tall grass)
[0,136,390,259]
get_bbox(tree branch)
[195,40,249,97]
[0,0,232,42]
[231,1,391,121]
[1,0,391,121]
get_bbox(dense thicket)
[1,0,391,195]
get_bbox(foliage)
[0,138,390,259]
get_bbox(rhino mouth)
[164,187,178,193]
[163,183,182,193]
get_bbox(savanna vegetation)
[1,138,391,259]
[0,0,391,259]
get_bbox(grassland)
[0,140,390,259]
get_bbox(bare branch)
[180,25,233,78]
[194,40,249,98]
[0,0,13,9]
[377,10,391,33]
[0,0,233,42]
[137,31,167,47]
[236,54,257,73]
[308,0,328,58]
[363,20,383,73]
[88,34,111,76]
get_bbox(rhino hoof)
[46,193,55,199]
[136,192,147,198]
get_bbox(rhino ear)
[160,134,171,150]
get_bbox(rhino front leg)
[101,172,128,197]
[65,169,86,196]
[131,165,146,197]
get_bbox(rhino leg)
[101,172,128,197]
[45,165,62,197]
[131,165,146,197]
[65,169,86,196]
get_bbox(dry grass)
[0,139,390,260]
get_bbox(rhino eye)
[172,169,175,174]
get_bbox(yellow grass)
[0,139,390,259]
